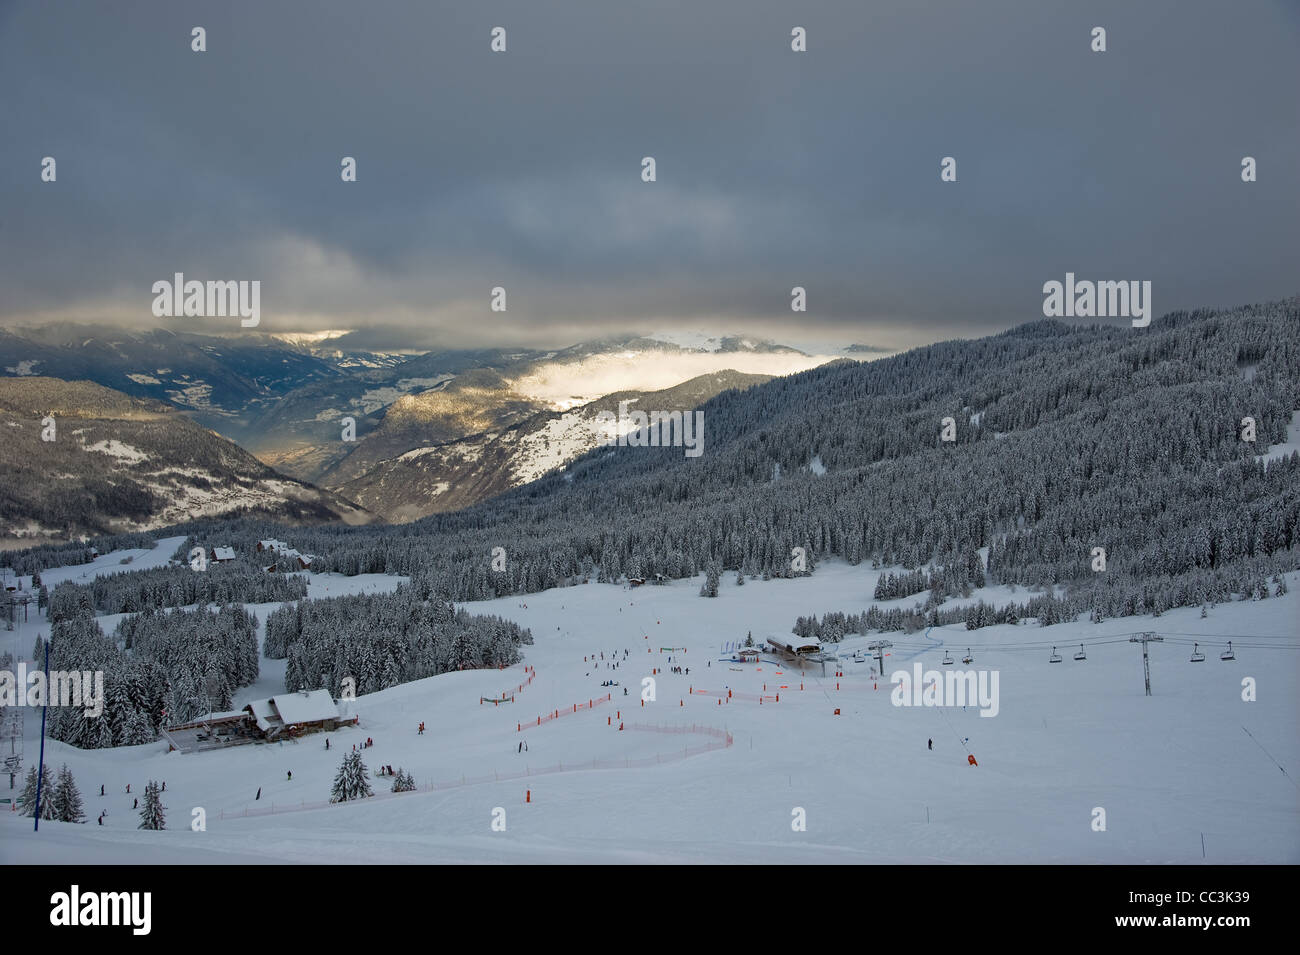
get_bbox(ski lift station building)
[767,635,823,658]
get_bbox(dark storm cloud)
[1,0,1297,350]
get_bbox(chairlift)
[962,648,973,664]
[1189,643,1205,663]
[941,650,954,665]
[1073,644,1086,661]
[1048,646,1062,663]
[1220,641,1235,662]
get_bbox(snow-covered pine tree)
[330,751,373,802]
[52,764,85,823]
[138,780,165,830]
[391,768,416,793]
[122,707,155,745]
[699,563,720,598]
[18,764,57,819]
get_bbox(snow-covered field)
[2,552,1297,864]
[33,536,188,589]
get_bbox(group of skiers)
[90,780,164,824]
[586,648,632,680]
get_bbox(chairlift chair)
[1048,646,1062,663]
[1220,641,1235,662]
[962,648,973,664]
[1190,643,1205,663]
[1073,644,1086,661]
[941,650,954,665]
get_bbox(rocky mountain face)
[335,370,773,522]
[0,377,374,542]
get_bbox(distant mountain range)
[335,369,773,522]
[1,324,852,526]
[40,299,1293,621]
[0,377,373,542]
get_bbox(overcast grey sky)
[2,0,1297,351]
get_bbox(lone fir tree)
[330,751,373,803]
[52,764,85,823]
[138,780,165,830]
[19,764,56,820]
[699,563,720,598]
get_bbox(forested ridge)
[87,301,1297,613]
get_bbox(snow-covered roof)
[210,546,237,561]
[768,635,822,653]
[268,689,339,725]
[247,698,278,733]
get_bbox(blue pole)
[34,639,49,831]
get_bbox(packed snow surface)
[2,547,1296,864]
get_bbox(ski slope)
[2,555,1297,864]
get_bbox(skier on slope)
[928,738,933,750]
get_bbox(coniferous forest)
[102,302,1298,615]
